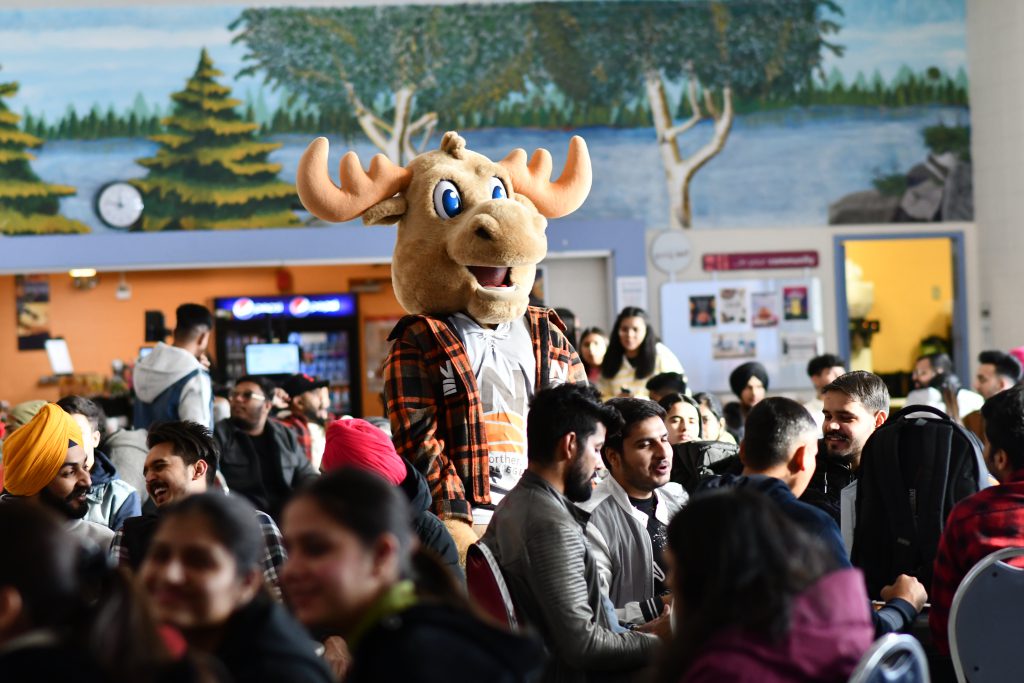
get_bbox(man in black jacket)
[700,396,925,636]
[801,371,889,523]
[215,375,318,521]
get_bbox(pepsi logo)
[232,297,256,320]
[288,297,311,317]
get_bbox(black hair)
[821,371,889,414]
[982,384,1024,471]
[658,393,703,439]
[527,383,623,466]
[604,397,667,455]
[979,350,1023,384]
[646,372,687,396]
[742,397,817,471]
[235,374,277,401]
[917,352,954,377]
[293,468,469,612]
[601,307,659,380]
[173,303,213,342]
[693,392,725,420]
[295,468,414,575]
[56,395,106,433]
[0,501,173,683]
[806,353,846,378]
[658,488,835,682]
[154,493,264,577]
[147,420,220,486]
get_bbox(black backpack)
[851,404,987,596]
[671,440,741,494]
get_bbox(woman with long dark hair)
[599,307,684,399]
[281,468,542,683]
[657,489,873,683]
[139,493,333,683]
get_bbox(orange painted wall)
[0,264,403,415]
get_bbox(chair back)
[949,547,1024,683]
[466,540,521,631]
[848,633,930,683]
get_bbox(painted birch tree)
[536,0,843,228]
[231,5,532,165]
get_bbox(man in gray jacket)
[578,398,687,626]
[481,384,661,683]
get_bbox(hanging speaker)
[144,310,168,342]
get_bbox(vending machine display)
[213,293,361,416]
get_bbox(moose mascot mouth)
[467,266,512,289]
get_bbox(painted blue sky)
[0,0,968,121]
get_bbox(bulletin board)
[660,277,824,395]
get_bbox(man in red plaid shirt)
[930,384,1024,654]
[275,373,331,471]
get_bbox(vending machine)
[212,293,361,416]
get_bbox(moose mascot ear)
[363,197,407,226]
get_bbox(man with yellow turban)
[1,403,114,551]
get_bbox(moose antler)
[296,137,413,223]
[499,136,592,219]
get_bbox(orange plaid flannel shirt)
[384,307,586,523]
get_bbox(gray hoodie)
[133,342,212,429]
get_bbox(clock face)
[95,182,144,229]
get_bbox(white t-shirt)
[450,313,536,525]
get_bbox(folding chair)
[848,633,929,683]
[948,547,1024,683]
[466,540,521,631]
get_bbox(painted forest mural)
[0,0,969,241]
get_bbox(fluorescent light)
[69,268,97,278]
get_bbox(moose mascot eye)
[433,180,463,219]
[489,177,508,200]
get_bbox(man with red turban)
[322,418,462,581]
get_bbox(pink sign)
[702,251,819,271]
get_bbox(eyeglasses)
[229,391,266,402]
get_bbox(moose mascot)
[297,131,591,560]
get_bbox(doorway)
[834,233,968,398]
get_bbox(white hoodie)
[133,342,213,429]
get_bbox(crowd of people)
[0,300,1022,682]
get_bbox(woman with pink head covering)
[322,419,462,582]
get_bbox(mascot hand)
[443,517,480,568]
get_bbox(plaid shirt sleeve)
[256,511,287,601]
[273,414,312,462]
[929,510,965,655]
[385,332,472,523]
[109,527,130,567]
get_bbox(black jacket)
[800,439,857,524]
[399,459,464,582]
[215,595,333,683]
[214,419,317,520]
[347,602,543,683]
[699,474,850,570]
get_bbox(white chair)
[848,633,929,683]
[948,547,1024,683]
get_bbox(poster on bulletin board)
[660,277,824,394]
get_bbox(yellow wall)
[0,264,403,415]
[844,237,954,374]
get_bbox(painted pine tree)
[0,75,88,234]
[133,49,299,230]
